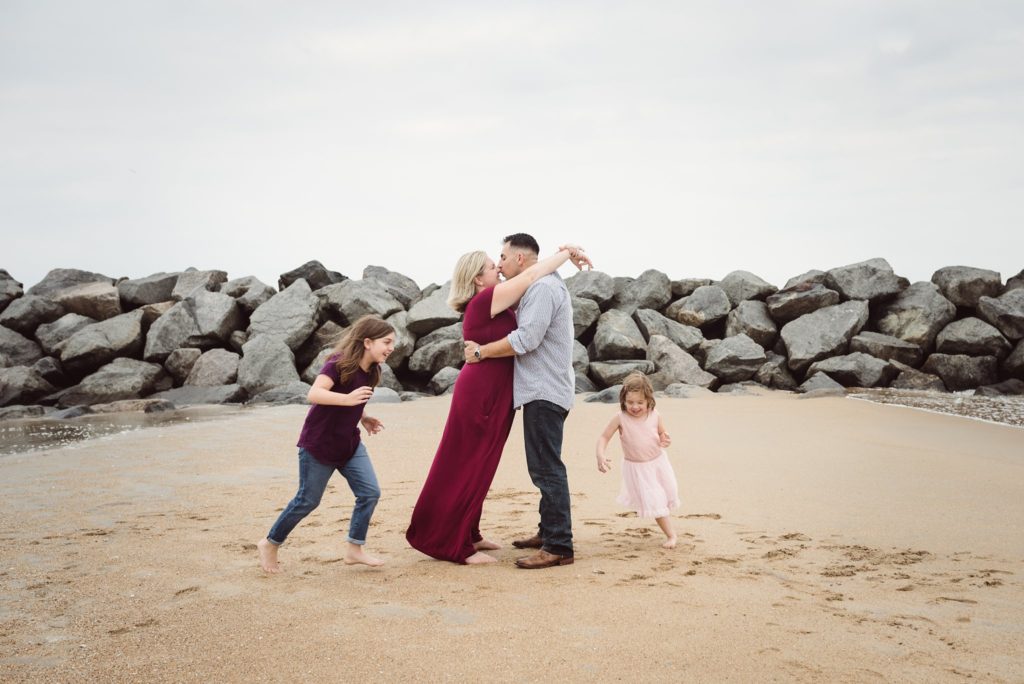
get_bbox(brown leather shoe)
[515,549,574,569]
[511,534,543,549]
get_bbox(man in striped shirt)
[463,234,591,569]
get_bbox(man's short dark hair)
[502,233,540,255]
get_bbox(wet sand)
[1,394,1022,682]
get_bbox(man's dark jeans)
[523,399,572,556]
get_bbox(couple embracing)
[405,233,592,568]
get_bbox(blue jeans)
[523,400,573,556]
[267,445,380,546]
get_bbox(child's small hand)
[596,455,612,473]
[345,386,374,406]
[659,432,671,448]
[361,416,384,435]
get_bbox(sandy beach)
[1,394,1022,683]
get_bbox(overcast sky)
[3,1,1023,294]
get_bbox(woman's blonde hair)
[619,372,656,412]
[447,250,489,313]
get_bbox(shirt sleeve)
[318,355,341,387]
[508,281,558,355]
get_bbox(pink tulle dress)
[616,408,680,518]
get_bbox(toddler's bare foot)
[662,536,678,549]
[473,538,502,551]
[465,551,498,564]
[257,538,281,573]
[344,544,384,567]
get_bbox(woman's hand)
[558,244,593,271]
[344,386,374,406]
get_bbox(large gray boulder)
[27,268,113,297]
[807,352,897,387]
[0,404,46,420]
[0,295,65,336]
[429,367,460,395]
[164,348,202,385]
[665,285,731,328]
[1004,340,1024,380]
[0,269,22,314]
[874,282,956,350]
[60,309,147,375]
[144,290,244,361]
[220,276,276,314]
[921,354,999,391]
[783,269,829,289]
[152,384,246,405]
[589,360,656,387]
[301,347,335,384]
[368,387,403,404]
[609,270,671,315]
[405,285,461,336]
[237,336,301,396]
[249,381,312,405]
[565,271,615,310]
[797,372,845,394]
[753,352,798,391]
[575,373,597,394]
[975,379,1024,397]
[765,283,841,324]
[780,301,869,374]
[571,296,601,338]
[671,278,712,299]
[931,266,1002,309]
[49,281,122,321]
[572,340,590,376]
[717,271,777,307]
[316,279,404,326]
[295,320,347,371]
[645,335,717,390]
[632,309,703,352]
[0,326,44,367]
[935,317,1012,359]
[172,269,228,301]
[184,349,240,387]
[590,309,647,361]
[825,258,906,302]
[0,366,57,407]
[34,314,96,357]
[378,363,404,393]
[409,322,464,377]
[279,260,346,292]
[57,358,169,408]
[385,311,416,369]
[1005,270,1024,293]
[725,301,777,349]
[849,331,923,367]
[31,356,65,386]
[704,334,767,383]
[890,360,947,391]
[363,266,421,310]
[977,289,1024,341]
[248,279,320,350]
[117,272,179,307]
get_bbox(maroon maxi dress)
[406,286,517,563]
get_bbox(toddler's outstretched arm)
[595,414,621,473]
[658,414,671,448]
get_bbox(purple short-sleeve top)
[296,354,371,467]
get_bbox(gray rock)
[584,385,623,403]
[575,373,597,394]
[921,354,999,391]
[935,317,1012,359]
[783,270,829,290]
[716,381,765,395]
[152,384,245,406]
[27,268,113,297]
[429,367,460,395]
[31,356,65,386]
[975,379,1024,397]
[52,406,94,419]
[385,311,415,370]
[890,361,947,391]
[671,278,712,299]
[565,271,615,310]
[663,383,714,398]
[874,282,956,350]
[249,381,312,405]
[117,272,180,307]
[591,309,647,361]
[931,266,1002,309]
[399,391,431,402]
[0,269,22,314]
[405,285,461,336]
[49,281,122,321]
[248,279,320,350]
[220,276,276,314]
[0,326,44,367]
[90,398,176,414]
[780,301,869,374]
[0,404,46,420]
[368,387,403,404]
[632,309,703,352]
[725,301,777,349]
[301,347,335,384]
[826,258,906,302]
[807,352,897,387]
[571,296,601,338]
[797,372,845,394]
[363,266,421,310]
[766,283,841,324]
[279,260,346,292]
[143,290,244,361]
[164,348,203,385]
[609,270,671,315]
[409,322,463,376]
[646,335,717,390]
[0,295,65,335]
[60,309,146,375]
[665,285,731,328]
[589,360,656,387]
[1005,270,1024,293]
[1003,340,1024,380]
[0,366,57,407]
[237,336,301,396]
[717,270,778,307]
[184,349,240,387]
[849,332,923,367]
[57,358,169,408]
[754,352,798,391]
[692,339,720,366]
[977,288,1024,341]
[172,269,228,301]
[378,363,403,393]
[228,330,247,354]
[296,320,347,371]
[316,279,404,326]
[704,334,767,383]
[573,340,590,376]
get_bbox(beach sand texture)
[1,395,1022,682]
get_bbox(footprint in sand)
[174,586,199,597]
[683,513,721,520]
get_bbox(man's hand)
[464,341,481,364]
[361,415,384,435]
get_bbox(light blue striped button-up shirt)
[507,273,575,411]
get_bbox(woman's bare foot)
[473,538,502,551]
[661,536,678,549]
[343,543,384,567]
[464,551,498,564]
[257,538,281,573]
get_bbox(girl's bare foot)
[473,538,502,551]
[344,543,384,567]
[465,551,498,564]
[257,538,281,573]
[662,536,678,549]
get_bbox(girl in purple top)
[258,315,396,572]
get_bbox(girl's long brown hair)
[332,315,395,387]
